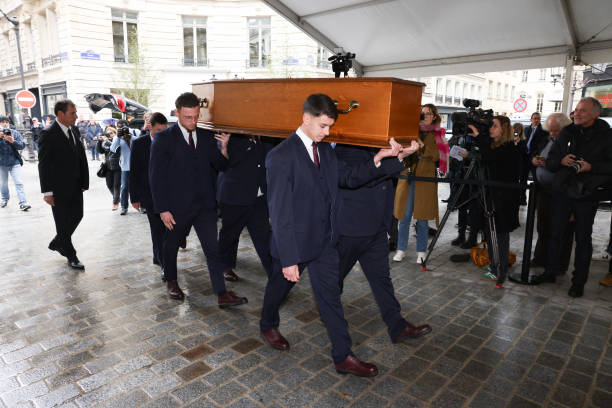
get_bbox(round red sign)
[15,90,37,109]
[514,98,527,113]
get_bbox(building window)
[522,70,528,82]
[554,101,562,112]
[536,93,544,112]
[504,84,509,99]
[496,82,501,98]
[540,69,547,81]
[488,80,493,97]
[112,9,138,63]
[182,17,207,66]
[317,45,331,69]
[248,17,271,68]
[511,86,516,100]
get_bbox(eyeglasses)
[422,113,434,117]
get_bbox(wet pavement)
[1,160,611,408]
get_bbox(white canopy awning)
[262,0,612,77]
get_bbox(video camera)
[328,50,356,78]
[451,99,494,138]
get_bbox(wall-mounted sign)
[80,50,101,60]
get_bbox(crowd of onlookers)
[1,97,611,297]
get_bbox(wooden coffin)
[192,77,424,148]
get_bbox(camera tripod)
[421,154,501,274]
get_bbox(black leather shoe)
[568,284,584,298]
[460,237,477,249]
[451,233,466,247]
[167,280,185,300]
[532,273,556,284]
[49,241,67,257]
[68,258,85,270]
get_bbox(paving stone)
[115,369,157,392]
[276,386,317,408]
[172,380,211,403]
[430,357,462,378]
[462,360,494,381]
[527,364,559,386]
[237,366,275,388]
[430,389,466,408]
[231,338,263,354]
[143,374,182,397]
[482,375,515,400]
[275,367,311,389]
[17,363,58,386]
[560,369,592,390]
[535,352,565,370]
[2,344,44,364]
[103,389,150,408]
[516,379,549,403]
[1,381,48,407]
[249,382,286,406]
[32,384,80,408]
[470,390,506,408]
[592,389,612,408]
[389,394,425,408]
[76,368,119,392]
[315,391,350,408]
[202,365,237,386]
[142,395,181,408]
[181,344,215,361]
[551,384,586,407]
[46,367,89,389]
[150,356,189,376]
[351,392,389,408]
[408,371,447,401]
[204,349,239,368]
[176,362,213,382]
[390,357,430,380]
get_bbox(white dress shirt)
[296,127,318,164]
[178,122,197,148]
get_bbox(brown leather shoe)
[166,280,185,300]
[223,268,239,281]
[392,323,432,342]
[260,328,290,350]
[217,291,247,308]
[335,355,378,377]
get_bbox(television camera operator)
[534,97,612,297]
[110,120,138,215]
[467,115,520,289]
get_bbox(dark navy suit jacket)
[129,133,154,209]
[524,124,549,157]
[266,133,383,267]
[149,124,228,215]
[334,145,405,237]
[218,135,275,206]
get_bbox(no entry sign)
[514,98,527,113]
[15,90,37,109]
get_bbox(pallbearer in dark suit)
[130,112,168,272]
[335,143,432,342]
[261,94,407,377]
[149,92,247,307]
[38,100,89,269]
[217,134,275,281]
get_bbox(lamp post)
[0,8,35,160]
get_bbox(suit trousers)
[50,188,83,260]
[218,197,273,276]
[146,210,167,268]
[338,231,408,339]
[533,188,574,270]
[105,169,121,205]
[162,203,226,294]
[547,194,599,286]
[260,243,353,363]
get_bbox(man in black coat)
[335,142,432,343]
[217,134,275,281]
[535,97,612,297]
[524,112,549,157]
[38,100,89,269]
[130,112,168,271]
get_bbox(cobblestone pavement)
[1,160,611,408]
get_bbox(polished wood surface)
[193,78,424,148]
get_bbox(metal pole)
[1,9,35,160]
[562,53,576,115]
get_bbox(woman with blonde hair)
[392,104,442,264]
[468,116,520,288]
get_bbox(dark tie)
[188,130,195,151]
[312,142,319,168]
[67,128,76,147]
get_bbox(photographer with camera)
[534,97,612,297]
[467,115,520,289]
[97,126,122,210]
[0,116,31,210]
[110,120,138,215]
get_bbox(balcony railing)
[26,62,36,72]
[454,97,461,105]
[445,96,452,104]
[435,94,443,104]
[246,58,271,69]
[182,57,208,67]
[42,52,67,68]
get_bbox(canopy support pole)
[562,53,576,115]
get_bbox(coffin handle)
[199,98,209,108]
[334,100,359,114]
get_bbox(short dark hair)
[116,119,129,128]
[150,112,168,127]
[175,92,200,110]
[531,112,541,119]
[302,94,338,120]
[54,99,76,116]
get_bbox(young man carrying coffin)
[260,93,413,376]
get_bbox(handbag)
[470,242,517,267]
[97,161,108,178]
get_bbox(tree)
[112,35,158,108]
